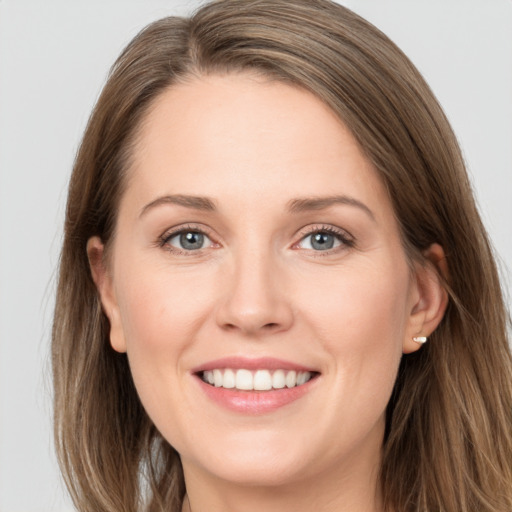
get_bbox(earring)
[412,336,428,344]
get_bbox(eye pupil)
[180,232,204,250]
[311,232,334,250]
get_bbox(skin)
[88,73,447,512]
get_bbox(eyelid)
[156,222,354,256]
[292,224,355,253]
[158,223,219,254]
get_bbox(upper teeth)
[202,369,313,391]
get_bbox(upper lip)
[191,356,318,374]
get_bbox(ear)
[403,243,449,354]
[87,236,127,353]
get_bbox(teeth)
[272,369,285,389]
[285,370,297,388]
[297,372,308,386]
[202,369,313,391]
[254,370,272,390]
[236,369,253,390]
[223,369,235,389]
[213,369,223,387]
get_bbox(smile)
[201,368,315,391]
[193,358,320,414]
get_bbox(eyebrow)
[287,195,376,221]
[139,194,217,217]
[139,193,375,221]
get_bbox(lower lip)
[195,375,318,415]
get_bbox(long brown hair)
[52,1,512,510]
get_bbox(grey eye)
[169,231,208,251]
[311,232,335,250]
[299,232,342,251]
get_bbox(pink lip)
[191,357,319,415]
[191,356,317,373]
[195,377,318,415]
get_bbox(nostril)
[221,321,281,333]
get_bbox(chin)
[202,454,308,488]
[178,427,318,487]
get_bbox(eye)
[163,230,212,251]
[296,226,354,252]
[300,232,340,251]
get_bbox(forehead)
[125,73,389,217]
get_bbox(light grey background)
[0,1,510,511]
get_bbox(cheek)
[112,253,233,410]
[113,265,219,448]
[300,257,410,336]
[297,256,411,402]
[116,259,214,352]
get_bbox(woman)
[52,1,512,511]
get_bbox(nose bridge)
[216,237,293,335]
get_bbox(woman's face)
[91,74,434,490]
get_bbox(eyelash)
[157,224,355,256]
[294,225,355,255]
[158,224,216,256]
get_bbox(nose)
[215,247,294,336]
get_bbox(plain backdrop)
[0,1,511,510]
